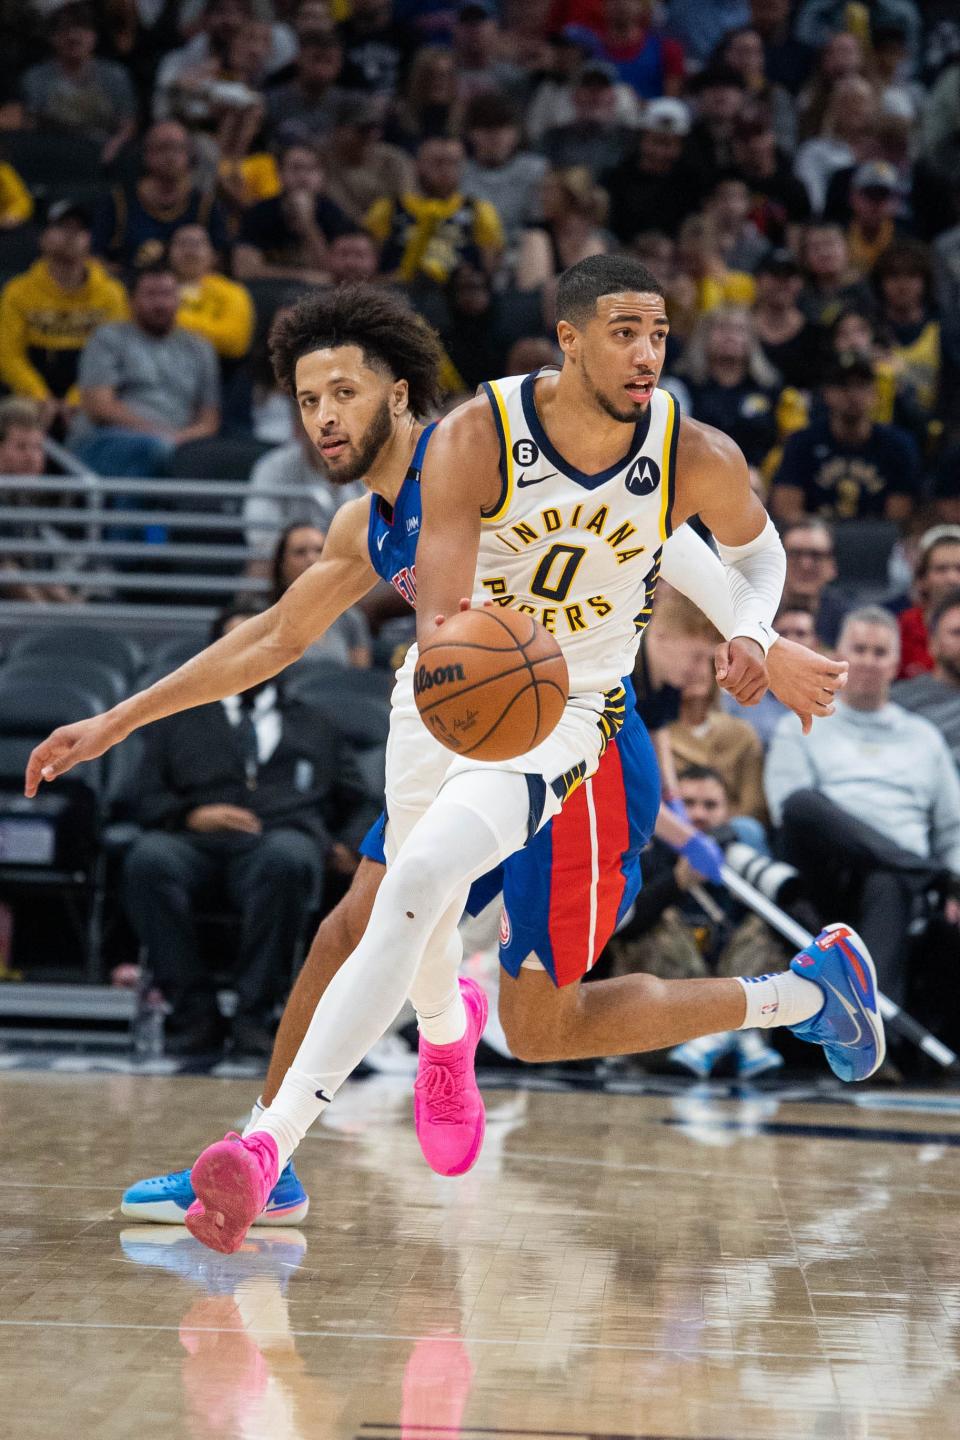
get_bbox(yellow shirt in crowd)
[175,272,255,360]
[0,258,128,402]
[0,162,33,227]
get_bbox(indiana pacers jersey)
[475,370,680,695]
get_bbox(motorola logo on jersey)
[512,438,540,467]
[624,456,661,496]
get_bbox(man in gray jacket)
[765,605,960,1010]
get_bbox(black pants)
[780,790,942,1006]
[122,828,325,1026]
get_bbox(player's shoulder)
[324,494,374,559]
[676,413,749,480]
[424,393,499,454]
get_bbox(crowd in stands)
[2,0,960,1070]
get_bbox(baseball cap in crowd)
[756,247,801,278]
[639,97,691,136]
[578,59,619,87]
[43,198,92,228]
[824,351,875,386]
[852,161,899,194]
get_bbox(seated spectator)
[673,213,756,315]
[0,397,74,604]
[321,93,417,226]
[602,97,702,245]
[752,248,821,390]
[795,28,870,141]
[933,198,960,373]
[385,46,461,152]
[515,167,610,294]
[92,121,230,270]
[154,0,296,120]
[667,632,767,821]
[540,59,635,177]
[244,420,364,557]
[324,228,381,285]
[0,202,128,432]
[730,101,810,245]
[750,0,815,95]
[824,305,926,445]
[798,220,871,327]
[364,136,504,285]
[894,588,960,768]
[451,1,529,106]
[439,263,546,390]
[71,262,220,477]
[765,604,960,1010]
[274,523,372,669]
[678,306,780,468]
[702,176,771,275]
[845,161,901,277]
[0,149,32,230]
[685,64,750,182]
[122,604,378,1057]
[234,142,353,285]
[780,518,848,646]
[722,598,820,745]
[338,0,406,97]
[583,0,685,99]
[714,24,796,153]
[794,0,921,73]
[607,763,787,1078]
[169,223,254,361]
[524,28,641,144]
[794,74,879,214]
[872,239,942,418]
[895,526,960,680]
[20,2,136,165]
[770,351,919,523]
[461,93,546,244]
[263,23,347,140]
[821,110,915,230]
[664,0,750,69]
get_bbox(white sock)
[412,930,467,1045]
[241,1098,265,1138]
[737,971,823,1030]
[417,990,467,1044]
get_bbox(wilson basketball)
[414,607,569,761]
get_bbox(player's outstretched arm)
[414,399,503,647]
[24,498,377,797]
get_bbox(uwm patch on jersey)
[475,371,680,695]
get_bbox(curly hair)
[269,284,443,418]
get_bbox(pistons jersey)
[475,370,680,695]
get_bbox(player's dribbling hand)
[433,597,492,628]
[766,637,848,735]
[24,712,129,798]
[714,637,768,706]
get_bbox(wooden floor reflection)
[1,1071,960,1440]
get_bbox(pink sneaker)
[414,977,488,1177]
[185,1132,279,1255]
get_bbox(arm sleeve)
[714,514,786,655]
[763,714,818,826]
[660,524,736,638]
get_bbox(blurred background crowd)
[2,0,960,1075]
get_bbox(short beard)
[937,655,960,687]
[580,352,646,425]
[319,397,394,485]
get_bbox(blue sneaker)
[788,922,885,1082]
[120,1159,309,1226]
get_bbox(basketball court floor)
[1,1067,959,1440]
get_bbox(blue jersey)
[366,421,437,606]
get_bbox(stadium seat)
[169,436,274,486]
[7,627,143,681]
[0,657,128,711]
[2,132,102,191]
[831,519,901,595]
[245,278,313,354]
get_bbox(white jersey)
[475,370,680,695]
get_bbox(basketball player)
[27,263,880,1252]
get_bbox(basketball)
[414,607,569,760]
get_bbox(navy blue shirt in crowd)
[687,379,779,467]
[772,416,920,520]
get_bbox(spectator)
[795,28,870,141]
[273,523,372,669]
[338,0,406,97]
[524,28,641,143]
[584,0,685,99]
[321,93,417,226]
[243,421,364,558]
[872,239,942,418]
[684,64,749,181]
[20,2,136,165]
[154,0,296,120]
[822,110,916,230]
[798,220,871,325]
[780,518,848,647]
[602,97,701,244]
[894,588,960,768]
[234,142,354,285]
[730,102,810,245]
[749,0,815,96]
[439,262,545,389]
[665,0,750,69]
[765,604,960,1010]
[607,763,786,1078]
[385,46,460,152]
[667,632,767,820]
[715,26,796,153]
[324,228,382,285]
[846,161,901,277]
[794,0,922,75]
[92,120,230,270]
[0,397,74,604]
[122,604,377,1057]
[0,150,32,230]
[540,59,635,177]
[673,213,756,318]
[895,526,960,681]
[702,176,771,274]
[461,93,546,244]
[752,247,821,390]
[678,306,780,467]
[451,1,529,107]
[71,262,220,477]
[515,167,610,293]
[0,202,128,430]
[770,351,919,523]
[364,136,504,285]
[824,305,924,445]
[794,74,879,214]
[263,23,347,140]
[923,54,960,180]
[169,223,254,361]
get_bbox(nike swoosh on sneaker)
[823,980,864,1046]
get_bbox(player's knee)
[499,990,565,1063]
[382,846,447,929]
